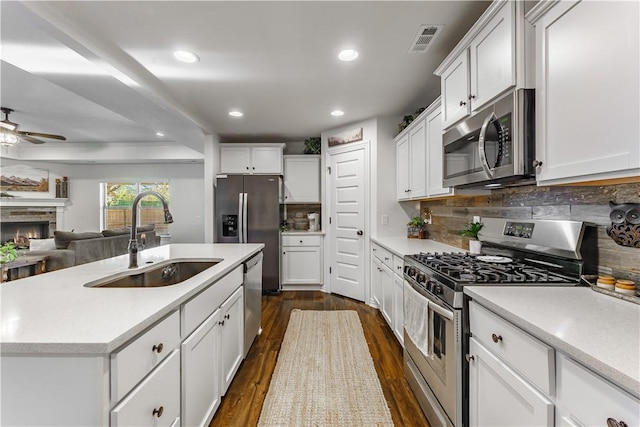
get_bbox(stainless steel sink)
[86,260,220,288]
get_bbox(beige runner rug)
[258,310,394,426]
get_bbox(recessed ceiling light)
[338,49,359,61]
[156,132,164,137]
[331,110,344,117]
[229,111,243,117]
[173,50,200,63]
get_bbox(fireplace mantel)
[0,198,69,231]
[0,198,69,208]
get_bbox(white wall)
[0,158,205,243]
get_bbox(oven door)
[404,279,462,426]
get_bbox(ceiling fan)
[0,107,67,145]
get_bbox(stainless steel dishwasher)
[243,251,263,358]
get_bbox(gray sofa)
[29,225,161,272]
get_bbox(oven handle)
[478,111,497,178]
[406,278,454,320]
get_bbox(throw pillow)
[54,231,103,249]
[29,238,56,251]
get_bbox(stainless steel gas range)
[402,218,598,427]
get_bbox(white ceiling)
[0,1,490,162]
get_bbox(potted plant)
[0,242,18,264]
[303,137,321,154]
[407,216,426,239]
[461,221,483,254]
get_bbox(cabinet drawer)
[182,265,242,337]
[371,243,393,268]
[392,255,404,276]
[469,301,554,395]
[111,349,180,427]
[556,353,640,426]
[111,311,180,402]
[282,235,321,247]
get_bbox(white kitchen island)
[1,243,264,427]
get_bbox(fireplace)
[0,206,57,249]
[1,221,50,248]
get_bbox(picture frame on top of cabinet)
[328,127,363,147]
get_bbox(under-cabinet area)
[0,244,262,427]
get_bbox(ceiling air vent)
[408,25,444,53]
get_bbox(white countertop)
[464,286,640,398]
[0,243,263,355]
[371,236,462,257]
[281,230,325,236]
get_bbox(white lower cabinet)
[181,310,222,427]
[371,243,404,346]
[468,338,553,427]
[281,235,323,285]
[220,286,244,395]
[468,300,554,427]
[380,263,394,326]
[111,349,181,427]
[555,353,639,427]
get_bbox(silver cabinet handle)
[492,333,503,343]
[459,100,467,106]
[465,354,475,363]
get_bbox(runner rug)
[258,309,394,426]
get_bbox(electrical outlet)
[473,215,481,224]
[382,215,389,225]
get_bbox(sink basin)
[86,260,220,288]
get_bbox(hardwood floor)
[210,291,429,426]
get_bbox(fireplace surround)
[0,198,68,247]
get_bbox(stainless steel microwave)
[442,89,535,188]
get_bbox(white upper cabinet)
[469,2,515,110]
[283,155,320,203]
[527,0,640,185]
[436,1,529,130]
[425,105,453,197]
[220,144,284,175]
[395,134,411,200]
[396,118,428,200]
[396,97,456,201]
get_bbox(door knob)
[533,160,543,168]
[357,230,363,236]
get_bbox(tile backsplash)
[420,182,640,282]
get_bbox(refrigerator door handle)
[242,192,248,243]
[238,193,244,243]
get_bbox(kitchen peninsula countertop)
[465,286,640,398]
[371,236,462,257]
[0,243,263,355]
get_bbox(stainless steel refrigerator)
[215,174,280,292]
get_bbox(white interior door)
[328,147,366,302]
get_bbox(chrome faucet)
[128,191,174,268]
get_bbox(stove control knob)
[432,283,443,295]
[416,273,426,284]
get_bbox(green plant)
[461,222,483,240]
[407,216,425,230]
[304,137,321,154]
[0,242,18,264]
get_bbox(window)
[102,182,170,234]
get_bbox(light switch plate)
[382,215,389,225]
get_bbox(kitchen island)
[1,243,264,426]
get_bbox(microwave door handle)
[478,112,497,178]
